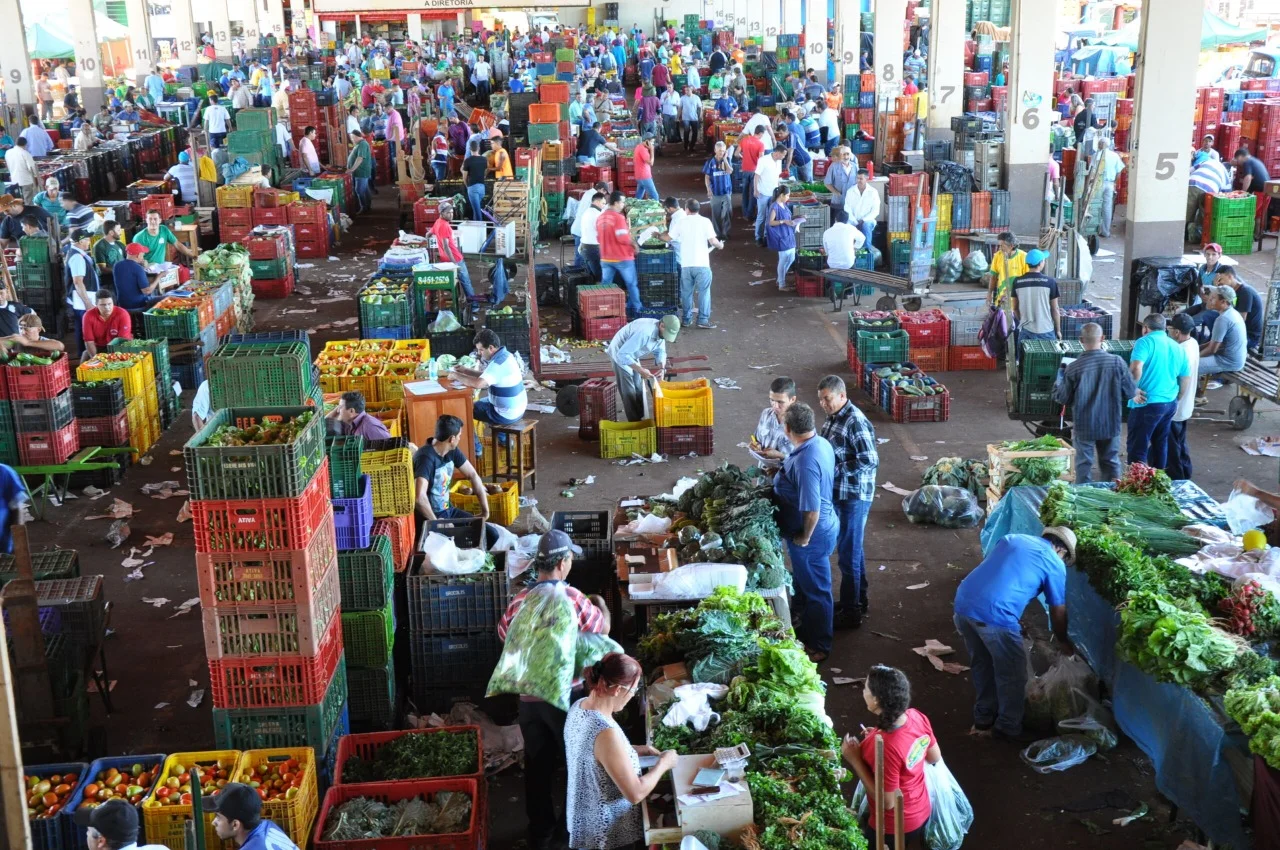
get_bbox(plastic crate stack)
[1206,192,1256,255]
[193,247,255,339]
[76,350,158,456]
[893,309,950,373]
[67,379,129,483]
[0,340,74,468]
[634,247,679,314]
[483,307,532,362]
[192,354,348,766]
[1013,339,1084,416]
[1193,86,1224,151]
[108,338,181,430]
[313,339,431,405]
[654,378,714,456]
[14,235,61,333]
[1263,284,1280,360]
[358,274,412,340]
[530,81,571,144]
[246,226,297,299]
[216,184,256,244]
[947,309,996,371]
[577,284,627,342]
[552,509,617,605]
[845,311,900,375]
[226,107,283,183]
[290,199,331,260]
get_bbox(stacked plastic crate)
[1206,192,1256,256]
[226,107,282,183]
[76,350,158,456]
[193,245,255,340]
[246,227,297,299]
[69,379,130,483]
[217,184,256,244]
[948,308,996,371]
[634,247,679,315]
[8,350,76,466]
[845,311,901,376]
[483,306,531,362]
[290,199,330,259]
[577,284,627,342]
[358,274,413,340]
[14,234,60,333]
[108,338,180,430]
[192,340,347,781]
[791,202,830,296]
[1243,99,1280,184]
[654,378,714,456]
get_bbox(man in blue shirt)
[144,67,166,104]
[778,126,813,183]
[953,529,1076,740]
[772,403,838,661]
[112,243,162,309]
[1127,313,1190,469]
[0,463,26,554]
[713,91,737,119]
[209,782,300,850]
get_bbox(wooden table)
[402,378,478,467]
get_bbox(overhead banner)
[312,0,588,11]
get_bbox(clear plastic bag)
[936,249,963,283]
[923,761,974,850]
[1019,735,1098,773]
[575,632,624,676]
[1057,688,1119,751]
[1222,488,1276,535]
[902,485,985,529]
[486,582,579,709]
[1024,654,1097,731]
[961,250,989,281]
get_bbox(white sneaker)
[1207,380,1222,390]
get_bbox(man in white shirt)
[203,96,231,147]
[474,58,493,100]
[822,210,866,269]
[753,147,786,243]
[345,42,362,67]
[1165,313,1199,480]
[1097,138,1125,238]
[4,139,39,202]
[274,117,292,161]
[299,126,322,176]
[678,86,702,153]
[686,63,701,92]
[661,198,723,329]
[660,85,681,143]
[451,329,527,452]
[816,102,841,155]
[346,106,362,134]
[578,192,606,279]
[229,79,253,110]
[740,112,776,152]
[165,152,197,204]
[570,181,607,267]
[844,168,880,251]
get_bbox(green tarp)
[1095,10,1268,52]
[25,22,74,60]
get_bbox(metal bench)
[1199,356,1279,430]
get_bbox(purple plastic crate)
[332,474,374,551]
[2,606,61,636]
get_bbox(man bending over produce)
[953,529,1076,742]
[497,530,609,850]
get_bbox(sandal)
[806,649,829,663]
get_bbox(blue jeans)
[455,261,474,298]
[353,177,372,214]
[1126,400,1176,468]
[834,499,871,614]
[581,244,602,280]
[432,160,447,181]
[573,235,582,267]
[741,172,755,219]
[776,248,796,289]
[1015,328,1057,362]
[787,521,838,653]
[793,160,813,182]
[467,183,486,220]
[1072,433,1121,484]
[953,614,1028,735]
[473,399,523,455]
[679,266,712,325]
[853,220,876,253]
[753,193,770,241]
[635,178,658,200]
[1166,419,1192,480]
[600,259,642,318]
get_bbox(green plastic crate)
[337,535,394,612]
[227,129,274,155]
[211,658,347,750]
[250,257,290,279]
[19,236,49,265]
[341,604,394,667]
[326,435,364,500]
[1210,194,1256,219]
[527,122,562,144]
[1103,339,1134,362]
[357,287,412,328]
[312,178,346,213]
[16,264,53,285]
[0,401,15,465]
[0,549,80,587]
[1015,339,1084,415]
[347,659,395,731]
[143,305,201,340]
[233,107,277,132]
[184,406,326,500]
[207,342,315,409]
[856,329,911,365]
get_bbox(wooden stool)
[488,419,537,493]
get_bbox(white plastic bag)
[1019,735,1097,773]
[661,682,728,732]
[428,309,463,333]
[1057,688,1119,751]
[1222,488,1276,535]
[1024,654,1097,731]
[923,761,974,850]
[650,564,747,599]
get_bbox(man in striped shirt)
[451,329,526,448]
[498,530,609,850]
[1187,155,1230,242]
[1052,322,1136,483]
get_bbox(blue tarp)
[980,486,1252,849]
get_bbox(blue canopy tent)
[25,22,74,60]
[1070,45,1131,76]
[1096,10,1268,51]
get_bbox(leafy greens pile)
[920,456,988,500]
[998,436,1070,487]
[1040,481,1199,556]
[339,730,479,783]
[1074,526,1230,607]
[320,792,472,840]
[743,751,867,850]
[1224,675,1280,769]
[675,464,789,590]
[1118,591,1243,687]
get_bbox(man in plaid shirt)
[818,375,879,629]
[498,530,608,850]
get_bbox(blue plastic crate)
[859,91,875,108]
[635,248,677,276]
[27,761,87,850]
[556,71,575,82]
[171,357,205,392]
[292,177,314,192]
[63,754,166,843]
[362,324,412,340]
[976,55,993,72]
[318,705,350,794]
[851,139,874,155]
[536,62,555,75]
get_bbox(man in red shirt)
[81,288,132,357]
[633,135,658,200]
[739,124,766,221]
[429,202,475,299]
[596,191,642,319]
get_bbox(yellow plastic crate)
[231,748,319,848]
[389,338,432,362]
[659,378,709,390]
[363,444,415,517]
[377,363,417,401]
[141,750,240,850]
[600,420,657,459]
[654,385,714,427]
[278,191,301,205]
[142,383,159,418]
[77,353,153,400]
[339,364,381,402]
[365,401,404,437]
[216,185,254,208]
[357,340,394,351]
[322,340,361,357]
[888,231,910,243]
[450,478,520,524]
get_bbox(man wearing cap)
[1214,265,1263,353]
[166,151,198,204]
[78,796,169,850]
[498,529,608,850]
[0,194,49,249]
[1128,313,1191,469]
[112,243,163,310]
[208,782,300,849]
[605,315,680,422]
[953,529,1076,742]
[1198,284,1248,377]
[429,202,475,299]
[1166,313,1200,480]
[1011,248,1061,353]
[1052,322,1136,483]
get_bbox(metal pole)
[874,735,885,850]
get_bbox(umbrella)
[26,21,74,59]
[1095,10,1267,52]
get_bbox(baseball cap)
[659,314,681,342]
[204,782,262,826]
[1169,313,1196,334]
[75,799,138,844]
[70,228,91,243]
[178,151,190,163]
[1203,242,1223,253]
[1026,248,1049,267]
[1041,526,1077,564]
[537,529,582,560]
[126,243,148,257]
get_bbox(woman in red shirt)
[842,665,942,849]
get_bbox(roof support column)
[1120,0,1202,337]
[926,0,965,139]
[1004,0,1056,237]
[873,0,906,162]
[835,0,861,83]
[0,0,35,111]
[406,14,423,44]
[67,0,106,114]
[123,0,155,87]
[804,0,827,78]
[209,0,233,62]
[171,0,201,68]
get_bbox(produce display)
[997,436,1070,487]
[75,763,158,810]
[847,310,897,329]
[921,457,988,499]
[675,464,789,591]
[235,757,307,802]
[205,411,315,447]
[78,352,148,371]
[879,367,947,397]
[147,302,199,317]
[1224,676,1280,769]
[1059,305,1108,320]
[1040,481,1198,556]
[359,278,409,304]
[26,770,80,818]
[1117,591,1244,688]
[340,730,479,783]
[320,791,473,840]
[148,761,229,807]
[2,351,62,365]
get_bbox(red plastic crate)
[296,239,329,259]
[193,461,332,553]
[795,271,825,298]
[970,191,991,233]
[314,778,482,850]
[195,519,337,611]
[18,422,79,465]
[578,377,616,440]
[208,613,343,709]
[220,224,252,245]
[140,194,175,220]
[288,201,328,225]
[948,345,997,370]
[582,315,626,341]
[371,515,414,571]
[252,274,296,299]
[847,342,860,373]
[909,345,949,373]
[220,207,253,227]
[577,287,627,319]
[77,410,130,447]
[202,557,341,659]
[542,174,567,194]
[657,425,714,456]
[891,386,951,423]
[247,234,289,260]
[252,206,289,227]
[888,172,929,197]
[894,309,951,348]
[5,356,71,400]
[333,726,484,785]
[292,222,327,243]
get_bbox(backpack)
[979,306,1009,360]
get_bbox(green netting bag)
[487,582,579,710]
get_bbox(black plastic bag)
[933,161,976,194]
[902,485,985,529]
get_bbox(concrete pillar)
[210,0,233,61]
[731,0,746,43]
[1004,0,1057,237]
[804,0,826,76]
[782,1,802,35]
[171,0,201,68]
[926,0,965,138]
[124,0,155,87]
[264,0,287,41]
[1120,0,1202,337]
[407,13,423,44]
[0,0,35,107]
[761,2,781,51]
[67,0,107,113]
[874,0,905,98]
[357,15,364,39]
[836,0,861,84]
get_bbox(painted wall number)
[9,69,21,84]
[766,26,777,36]
[843,51,855,64]
[882,63,894,81]
[1154,152,1178,179]
[940,85,955,103]
[809,42,825,55]
[1022,107,1039,129]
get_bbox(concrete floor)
[19,154,1280,849]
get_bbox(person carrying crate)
[605,315,680,422]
